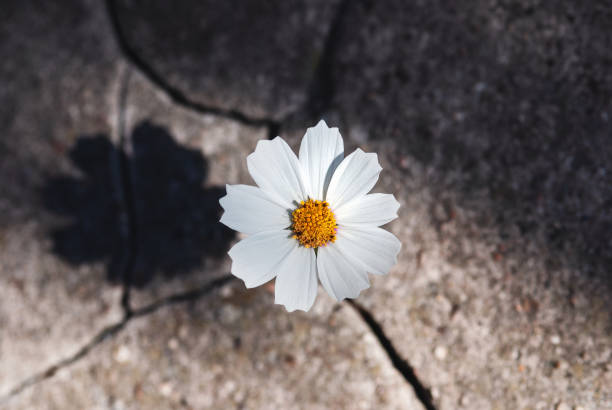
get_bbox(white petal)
[228,230,296,288]
[334,226,401,275]
[298,120,344,200]
[247,137,308,209]
[274,247,318,312]
[220,184,290,234]
[317,243,370,301]
[325,149,382,210]
[335,193,400,227]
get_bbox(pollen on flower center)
[291,199,337,248]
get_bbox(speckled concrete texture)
[299,1,612,408]
[5,282,425,410]
[1,0,611,409]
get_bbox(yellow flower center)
[291,199,337,248]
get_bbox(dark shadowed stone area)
[128,121,234,285]
[111,0,343,120]
[327,1,612,279]
[281,1,612,408]
[120,69,266,309]
[42,135,127,283]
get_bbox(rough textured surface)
[2,0,612,409]
[5,281,425,410]
[328,0,612,278]
[288,1,612,408]
[112,0,343,120]
[122,70,267,309]
[0,0,125,396]
[360,139,610,410]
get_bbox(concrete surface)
[122,69,266,309]
[112,0,343,120]
[305,1,612,408]
[5,282,425,410]
[0,0,124,396]
[1,0,611,409]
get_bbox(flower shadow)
[42,120,234,288]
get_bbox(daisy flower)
[219,120,401,312]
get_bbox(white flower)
[219,120,401,312]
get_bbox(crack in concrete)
[102,3,440,408]
[115,67,137,318]
[0,275,235,403]
[104,0,280,141]
[0,65,237,399]
[2,3,440,408]
[348,300,438,410]
[104,0,349,141]
[130,275,235,318]
[0,321,128,404]
[2,277,437,409]
[304,0,351,122]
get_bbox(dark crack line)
[3,0,364,402]
[348,300,437,410]
[305,5,440,406]
[0,275,235,402]
[116,68,137,318]
[104,0,279,140]
[131,275,235,318]
[272,0,351,136]
[267,121,280,140]
[304,0,351,121]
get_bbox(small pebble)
[551,335,561,345]
[474,82,487,93]
[114,345,131,363]
[160,382,173,397]
[168,338,179,350]
[220,285,233,298]
[555,402,571,410]
[434,346,448,360]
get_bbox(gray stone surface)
[285,1,612,408]
[122,70,267,309]
[113,0,342,120]
[5,281,425,410]
[0,0,125,396]
[3,0,612,409]
[361,139,610,410]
